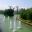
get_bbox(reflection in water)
[0,15,21,32]
[12,15,17,32]
[0,15,5,32]
[11,15,21,32]
[3,15,32,32]
[0,15,32,32]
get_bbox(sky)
[0,0,32,10]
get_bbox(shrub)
[20,8,32,22]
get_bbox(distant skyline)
[0,0,32,10]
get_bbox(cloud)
[0,0,32,10]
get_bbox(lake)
[0,14,32,32]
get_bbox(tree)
[4,8,14,17]
[20,8,32,22]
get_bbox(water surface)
[0,14,32,32]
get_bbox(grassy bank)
[19,18,32,26]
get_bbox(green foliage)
[4,9,14,17]
[20,8,32,21]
